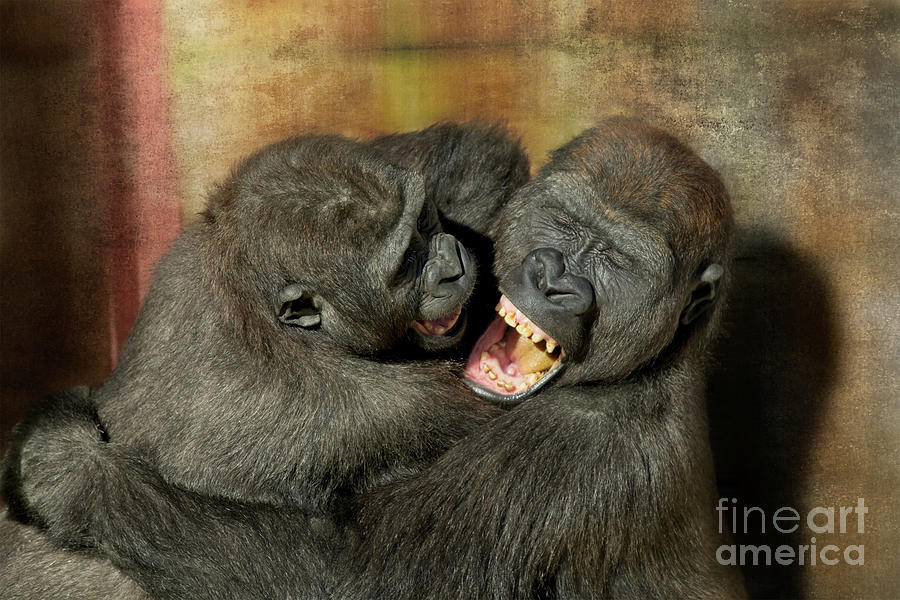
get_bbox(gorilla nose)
[425,233,470,293]
[523,248,595,315]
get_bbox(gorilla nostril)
[542,274,595,315]
[521,247,594,314]
[547,291,577,304]
[453,243,468,278]
[440,271,463,284]
[525,248,569,291]
[429,236,468,290]
[439,242,465,285]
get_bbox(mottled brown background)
[1,1,897,598]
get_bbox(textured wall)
[1,1,897,598]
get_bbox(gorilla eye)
[583,249,621,278]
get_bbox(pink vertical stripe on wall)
[96,0,181,365]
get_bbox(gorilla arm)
[365,122,530,241]
[340,374,738,600]
[1,391,340,600]
[3,379,721,600]
[3,373,739,600]
[1,356,501,600]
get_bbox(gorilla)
[0,123,529,598]
[341,118,747,598]
[3,118,746,599]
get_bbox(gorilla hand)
[1,389,109,549]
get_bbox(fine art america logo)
[716,498,867,566]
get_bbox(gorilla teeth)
[462,296,564,397]
[494,300,559,358]
[495,379,515,392]
[425,324,448,335]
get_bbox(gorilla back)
[92,135,498,509]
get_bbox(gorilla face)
[464,118,731,404]
[206,135,476,358]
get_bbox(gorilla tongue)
[505,328,555,374]
[415,305,462,337]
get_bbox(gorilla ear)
[680,263,724,326]
[277,284,322,329]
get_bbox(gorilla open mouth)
[412,305,467,347]
[463,295,563,405]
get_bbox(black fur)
[6,390,340,598]
[339,118,746,598]
[365,121,530,242]
[364,121,531,352]
[1,124,529,598]
[2,119,744,599]
[1,387,103,535]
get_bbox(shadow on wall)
[707,229,837,600]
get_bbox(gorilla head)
[206,135,475,357]
[339,119,742,599]
[464,118,733,403]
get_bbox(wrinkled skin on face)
[465,118,732,404]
